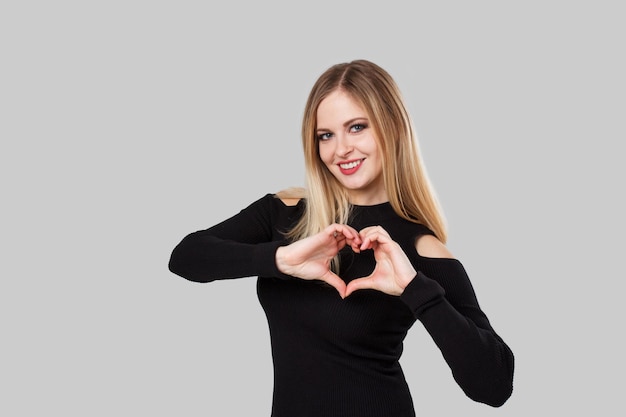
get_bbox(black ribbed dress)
[169,194,514,417]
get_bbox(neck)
[348,191,389,206]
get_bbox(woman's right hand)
[275,224,362,298]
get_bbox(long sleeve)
[168,194,293,283]
[169,197,515,414]
[400,259,514,407]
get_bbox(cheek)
[318,144,334,166]
[367,139,382,164]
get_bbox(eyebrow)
[316,117,368,133]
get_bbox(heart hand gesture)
[345,226,417,297]
[275,224,417,298]
[275,223,362,298]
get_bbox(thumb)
[345,276,375,297]
[321,270,347,299]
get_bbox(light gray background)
[2,1,624,416]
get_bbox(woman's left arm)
[401,235,515,407]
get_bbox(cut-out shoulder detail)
[275,187,306,201]
[415,234,455,259]
[279,197,301,207]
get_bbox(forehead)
[316,90,367,125]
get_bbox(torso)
[257,196,434,417]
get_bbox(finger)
[329,231,350,253]
[345,224,364,239]
[328,224,362,248]
[339,229,362,253]
[340,223,361,236]
[333,236,349,253]
[345,277,375,297]
[359,225,390,238]
[321,270,347,299]
[359,227,392,250]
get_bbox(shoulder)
[415,234,455,259]
[274,187,306,207]
[236,193,304,232]
[239,193,299,216]
[278,197,301,206]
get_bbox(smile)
[337,159,364,175]
[339,159,362,169]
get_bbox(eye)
[317,132,333,141]
[350,123,367,133]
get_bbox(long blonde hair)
[280,59,447,244]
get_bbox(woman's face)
[316,90,387,205]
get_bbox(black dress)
[169,194,514,417]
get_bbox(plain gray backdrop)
[2,1,624,416]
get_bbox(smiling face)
[316,90,387,205]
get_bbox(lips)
[338,159,364,175]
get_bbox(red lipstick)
[337,159,364,175]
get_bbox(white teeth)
[339,160,361,169]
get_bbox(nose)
[336,134,353,158]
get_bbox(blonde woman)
[169,59,514,417]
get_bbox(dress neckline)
[350,201,396,220]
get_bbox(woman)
[169,59,514,417]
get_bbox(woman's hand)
[275,224,362,298]
[345,226,417,297]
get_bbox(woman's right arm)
[168,194,290,283]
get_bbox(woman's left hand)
[345,225,417,297]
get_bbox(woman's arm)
[168,194,290,283]
[345,230,514,406]
[401,235,514,407]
